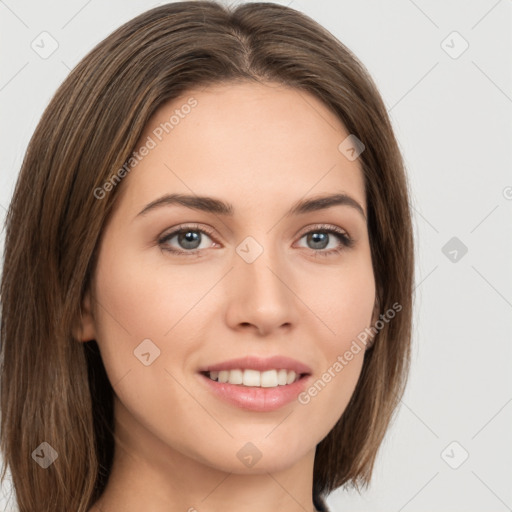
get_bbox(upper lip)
[199,355,312,375]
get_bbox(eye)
[158,224,217,256]
[295,225,354,257]
[158,223,354,258]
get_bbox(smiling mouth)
[201,368,308,388]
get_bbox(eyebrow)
[136,192,366,220]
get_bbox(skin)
[81,81,377,512]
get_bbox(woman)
[0,2,414,511]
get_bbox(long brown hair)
[0,2,414,510]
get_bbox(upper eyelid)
[159,223,215,241]
[296,223,350,237]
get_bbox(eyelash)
[158,223,354,259]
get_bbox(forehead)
[118,81,366,216]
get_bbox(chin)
[191,434,315,475]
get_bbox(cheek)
[298,256,374,424]
[309,255,376,353]
[89,242,171,383]
[92,244,203,341]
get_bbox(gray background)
[1,1,511,511]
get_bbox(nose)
[224,243,300,337]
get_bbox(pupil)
[180,231,200,249]
[309,232,328,249]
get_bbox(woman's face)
[81,81,376,475]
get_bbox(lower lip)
[199,373,311,412]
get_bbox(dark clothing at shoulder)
[313,493,330,512]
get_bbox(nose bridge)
[238,234,288,302]
[226,233,298,333]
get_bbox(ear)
[74,290,96,342]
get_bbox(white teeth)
[260,370,278,387]
[286,370,296,385]
[243,369,260,386]
[229,369,243,385]
[206,368,302,387]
